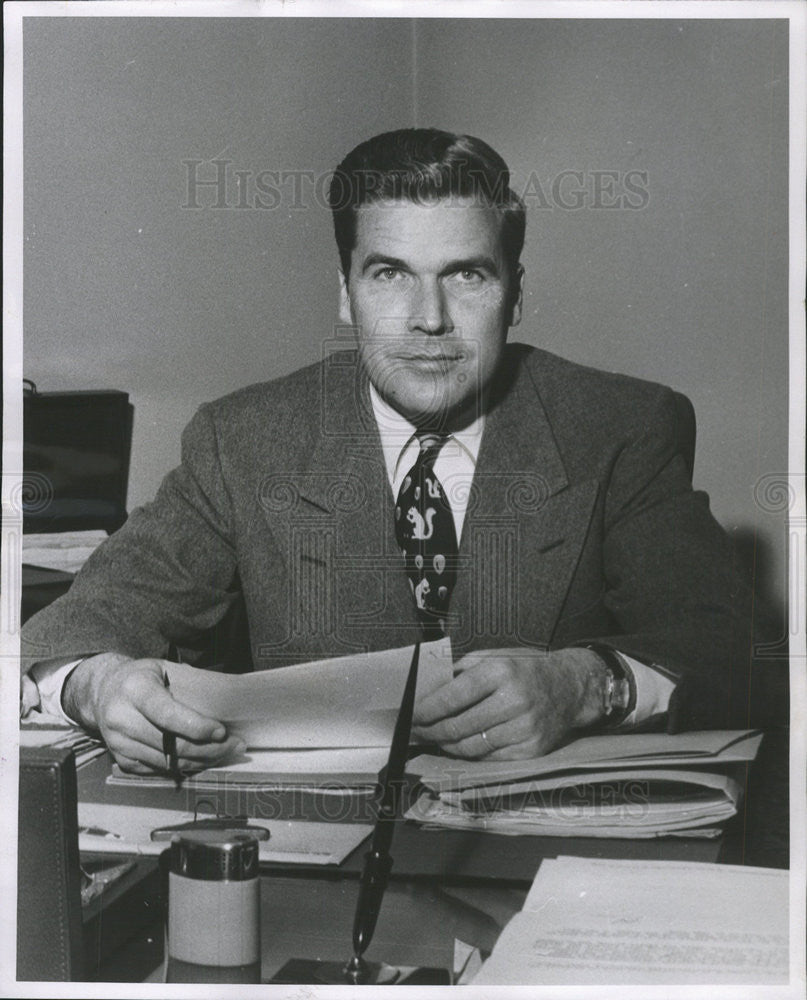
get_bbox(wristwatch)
[577,643,634,727]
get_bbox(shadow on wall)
[732,526,789,729]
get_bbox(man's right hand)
[62,653,244,774]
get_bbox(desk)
[73,728,789,983]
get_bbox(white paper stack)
[22,529,108,574]
[405,730,761,839]
[472,856,788,984]
[20,723,106,769]
[108,747,390,791]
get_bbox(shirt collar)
[368,382,485,484]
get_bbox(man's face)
[339,197,523,429]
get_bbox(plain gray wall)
[23,17,789,616]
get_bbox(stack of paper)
[20,723,106,769]
[22,529,108,574]
[472,856,788,984]
[108,747,390,791]
[405,730,761,838]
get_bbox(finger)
[111,745,215,776]
[105,733,180,773]
[120,665,229,743]
[174,734,246,764]
[432,730,493,760]
[107,730,245,774]
[110,751,157,776]
[480,736,548,760]
[104,692,245,765]
[414,663,500,726]
[421,707,545,758]
[436,718,511,759]
[437,728,543,761]
[414,692,506,745]
[102,696,184,754]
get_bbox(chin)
[391,387,475,429]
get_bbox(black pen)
[344,642,420,983]
[161,670,183,790]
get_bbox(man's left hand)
[412,647,607,759]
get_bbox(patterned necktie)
[394,433,458,637]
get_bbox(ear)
[508,264,525,327]
[338,268,352,325]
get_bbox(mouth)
[398,352,466,364]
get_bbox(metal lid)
[169,829,260,881]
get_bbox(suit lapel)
[292,353,419,652]
[449,353,599,653]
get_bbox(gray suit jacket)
[21,344,758,730]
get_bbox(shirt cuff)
[615,652,676,727]
[27,658,85,726]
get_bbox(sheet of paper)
[77,802,371,866]
[165,637,452,748]
[474,856,788,984]
[409,729,762,791]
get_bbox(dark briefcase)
[17,746,84,981]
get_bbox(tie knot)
[417,431,450,459]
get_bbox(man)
[21,128,757,774]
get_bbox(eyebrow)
[360,253,501,277]
[360,254,409,274]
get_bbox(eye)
[374,266,402,281]
[453,268,484,285]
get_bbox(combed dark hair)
[329,128,526,281]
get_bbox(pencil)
[161,670,183,790]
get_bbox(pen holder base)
[269,958,451,985]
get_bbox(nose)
[407,278,453,336]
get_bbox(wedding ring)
[480,730,492,751]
